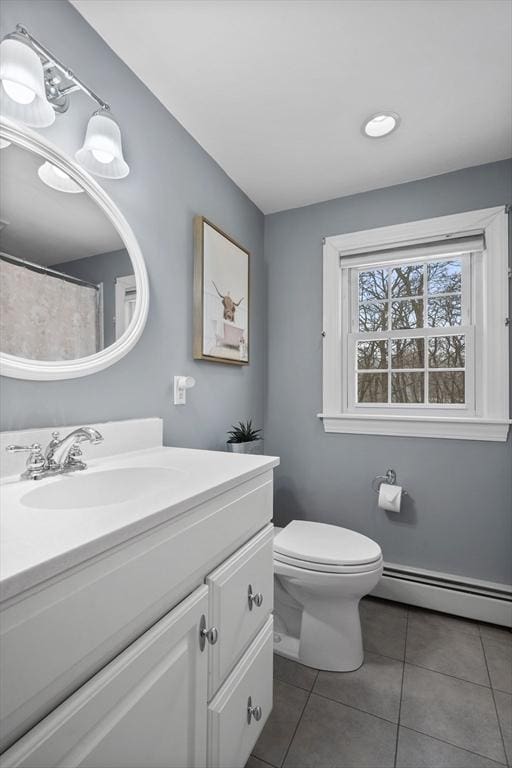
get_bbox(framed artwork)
[193,216,249,365]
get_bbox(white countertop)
[0,446,279,603]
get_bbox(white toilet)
[273,521,383,672]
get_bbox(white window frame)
[319,206,510,441]
[115,274,137,341]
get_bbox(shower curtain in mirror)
[0,259,100,360]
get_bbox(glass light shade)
[0,39,55,127]
[363,112,400,138]
[75,112,129,179]
[0,138,11,149]
[37,161,84,193]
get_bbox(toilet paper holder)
[372,469,408,496]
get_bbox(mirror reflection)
[0,138,136,361]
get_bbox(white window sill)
[317,413,511,441]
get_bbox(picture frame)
[193,216,250,365]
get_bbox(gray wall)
[264,160,512,585]
[0,0,265,450]
[57,249,132,348]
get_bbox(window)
[320,207,510,441]
[351,252,471,411]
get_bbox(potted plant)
[226,419,263,454]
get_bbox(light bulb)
[91,148,115,164]
[2,78,36,104]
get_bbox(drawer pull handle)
[199,615,219,651]
[248,585,264,610]
[247,696,262,724]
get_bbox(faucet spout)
[49,427,103,467]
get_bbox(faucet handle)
[6,444,46,479]
[6,442,41,453]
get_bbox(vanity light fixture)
[75,110,129,179]
[362,111,401,138]
[0,25,129,179]
[0,38,55,127]
[37,161,84,194]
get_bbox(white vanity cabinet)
[0,587,210,768]
[0,454,276,768]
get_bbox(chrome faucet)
[6,427,103,480]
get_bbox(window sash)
[350,254,471,334]
[347,326,474,413]
[345,251,475,415]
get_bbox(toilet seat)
[274,520,382,570]
[274,550,383,574]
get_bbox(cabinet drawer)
[207,617,273,768]
[207,525,273,697]
[0,587,209,768]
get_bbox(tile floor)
[247,597,512,768]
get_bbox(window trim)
[319,206,510,441]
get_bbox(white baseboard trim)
[371,562,512,627]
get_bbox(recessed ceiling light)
[362,112,400,138]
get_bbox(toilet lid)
[274,521,382,567]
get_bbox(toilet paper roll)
[378,483,402,513]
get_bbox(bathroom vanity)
[0,418,278,768]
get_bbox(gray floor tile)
[396,726,506,767]
[494,690,512,765]
[480,624,512,648]
[283,693,397,768]
[408,607,480,637]
[360,598,407,660]
[253,679,308,767]
[482,638,512,694]
[313,651,403,722]
[274,654,318,691]
[245,757,274,768]
[401,664,506,763]
[406,623,490,686]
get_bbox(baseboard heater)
[371,562,512,627]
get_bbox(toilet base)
[273,632,301,662]
[298,598,364,672]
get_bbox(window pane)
[392,372,424,403]
[427,260,461,295]
[428,335,465,368]
[359,302,388,332]
[391,299,423,329]
[429,371,465,403]
[428,295,461,327]
[391,338,424,369]
[391,264,423,297]
[359,269,387,302]
[357,372,388,403]
[357,340,387,370]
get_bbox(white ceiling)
[71,0,512,213]
[0,142,123,266]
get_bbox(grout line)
[394,605,409,767]
[309,688,400,727]
[479,625,510,766]
[402,658,492,689]
[278,673,317,768]
[249,758,275,768]
[400,725,508,767]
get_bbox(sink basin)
[21,467,181,510]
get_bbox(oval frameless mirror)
[0,118,148,379]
